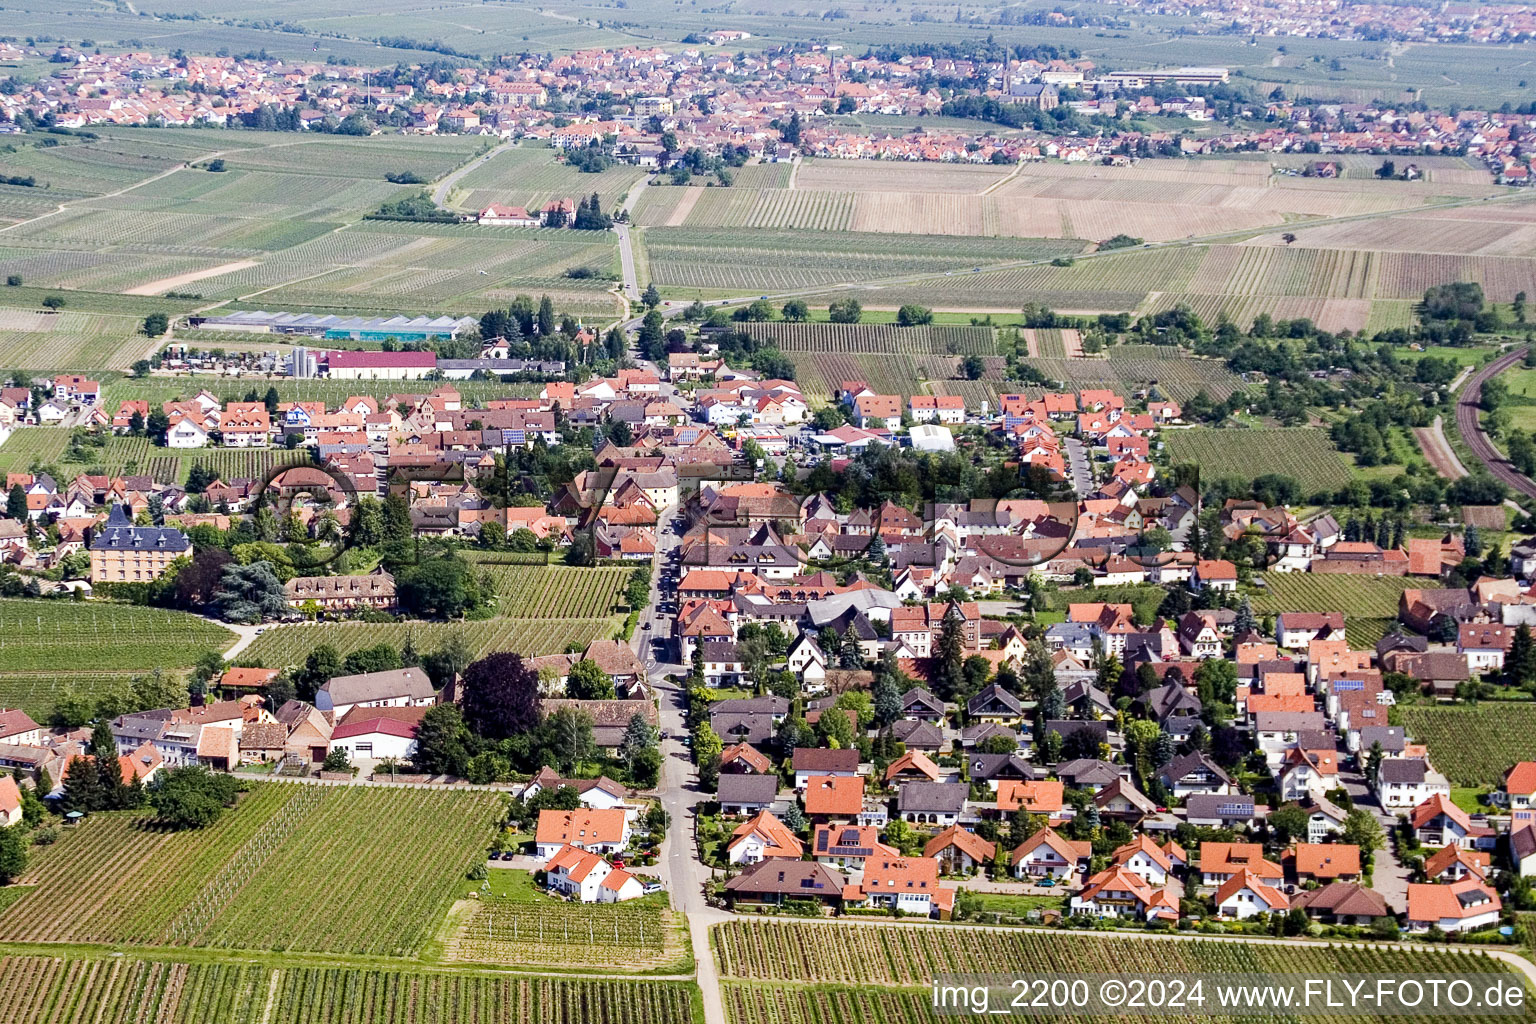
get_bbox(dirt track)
[1414,415,1467,479]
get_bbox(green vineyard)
[0,784,502,957]
[241,616,618,669]
[739,321,996,356]
[0,953,697,1024]
[714,920,1527,1024]
[1395,703,1536,789]
[0,600,236,671]
[1165,426,1354,493]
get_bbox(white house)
[326,706,424,761]
[544,843,643,902]
[1406,878,1500,934]
[522,767,628,811]
[1376,758,1450,811]
[0,775,21,828]
[1215,869,1288,920]
[315,667,436,720]
[166,418,210,448]
[1010,827,1090,881]
[534,807,630,861]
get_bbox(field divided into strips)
[241,616,619,670]
[0,785,503,956]
[452,144,646,214]
[0,428,292,486]
[1029,346,1249,403]
[466,562,633,618]
[444,895,685,970]
[103,376,543,410]
[714,921,1523,1024]
[681,187,855,231]
[0,306,151,371]
[739,321,995,356]
[1165,426,1354,494]
[796,245,1199,314]
[215,220,622,318]
[0,599,237,671]
[0,132,246,196]
[0,953,698,1024]
[645,228,1081,296]
[1395,704,1536,788]
[1248,573,1418,649]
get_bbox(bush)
[5,275,19,287]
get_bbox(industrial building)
[189,310,478,342]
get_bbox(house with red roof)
[924,824,995,874]
[1406,877,1500,934]
[1011,826,1091,880]
[727,810,803,865]
[1071,866,1178,921]
[545,843,644,902]
[327,705,429,762]
[1215,868,1289,919]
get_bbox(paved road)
[431,139,514,210]
[1063,437,1092,496]
[1455,346,1536,501]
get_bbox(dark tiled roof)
[90,504,190,553]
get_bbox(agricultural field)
[466,562,634,619]
[715,920,1526,1024]
[0,952,698,1024]
[1165,426,1354,494]
[102,376,543,410]
[1394,703,1536,788]
[0,427,297,486]
[441,870,686,971]
[0,784,502,957]
[241,616,619,670]
[0,599,236,671]
[644,228,1081,297]
[738,321,994,356]
[1248,573,1418,649]
[0,670,149,725]
[0,127,621,322]
[0,305,152,371]
[449,144,646,215]
[1028,346,1248,403]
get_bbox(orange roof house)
[802,774,865,818]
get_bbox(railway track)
[1454,346,1536,500]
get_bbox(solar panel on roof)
[1217,803,1247,815]
[1334,679,1364,691]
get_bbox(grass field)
[1166,426,1354,494]
[1248,573,1418,648]
[0,951,697,1024]
[0,599,236,671]
[0,784,501,956]
[714,920,1524,1023]
[1395,703,1536,788]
